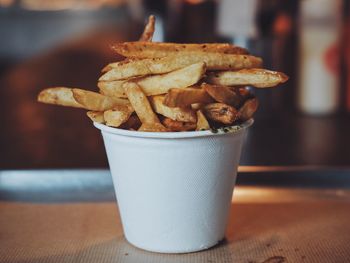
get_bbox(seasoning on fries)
[37,15,288,132]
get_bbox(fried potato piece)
[150,95,196,122]
[139,15,155,42]
[106,52,259,75]
[124,82,162,126]
[203,103,238,124]
[119,114,141,130]
[162,118,196,132]
[99,62,206,97]
[101,58,140,73]
[163,87,213,108]
[37,87,84,108]
[138,123,168,132]
[196,110,210,131]
[100,53,260,81]
[103,105,134,128]
[72,89,129,111]
[206,69,289,88]
[86,111,105,123]
[238,98,259,121]
[202,83,242,108]
[98,80,127,98]
[112,42,249,58]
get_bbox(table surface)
[1,169,350,263]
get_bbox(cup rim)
[94,119,253,139]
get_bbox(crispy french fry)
[149,95,196,122]
[238,98,259,121]
[119,114,142,130]
[206,69,289,88]
[101,58,140,73]
[99,53,260,81]
[37,87,84,108]
[86,111,105,123]
[112,42,249,58]
[202,83,242,107]
[98,80,128,98]
[163,87,213,108]
[196,110,210,131]
[124,82,162,127]
[162,118,196,132]
[72,89,129,111]
[103,105,134,128]
[137,62,205,95]
[102,54,260,81]
[203,103,238,124]
[139,15,155,42]
[138,123,168,132]
[99,62,206,97]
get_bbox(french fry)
[112,42,249,58]
[103,53,260,80]
[103,105,134,128]
[98,80,128,98]
[150,95,196,122]
[238,98,259,121]
[86,111,105,123]
[203,103,238,124]
[99,62,206,97]
[72,89,129,111]
[202,83,242,107]
[124,82,163,127]
[206,69,289,88]
[100,52,261,81]
[138,123,168,132]
[139,15,155,42]
[162,118,196,132]
[37,87,84,108]
[119,114,142,130]
[196,110,210,131]
[101,58,140,73]
[163,87,213,108]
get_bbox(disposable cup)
[94,119,253,253]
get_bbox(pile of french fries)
[38,16,288,132]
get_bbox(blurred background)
[0,0,350,169]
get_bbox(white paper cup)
[94,119,253,253]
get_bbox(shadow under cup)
[94,119,253,253]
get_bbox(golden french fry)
[163,87,213,108]
[138,123,168,132]
[149,95,196,123]
[202,83,242,107]
[238,98,259,121]
[103,105,134,128]
[112,42,248,58]
[72,89,129,111]
[206,69,289,88]
[37,87,84,108]
[119,114,142,130]
[203,103,238,124]
[86,111,105,123]
[99,62,206,97]
[139,15,155,42]
[99,52,260,81]
[105,52,259,76]
[98,80,127,98]
[196,110,210,131]
[162,118,196,132]
[101,58,140,73]
[124,82,162,127]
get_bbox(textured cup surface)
[94,120,252,253]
